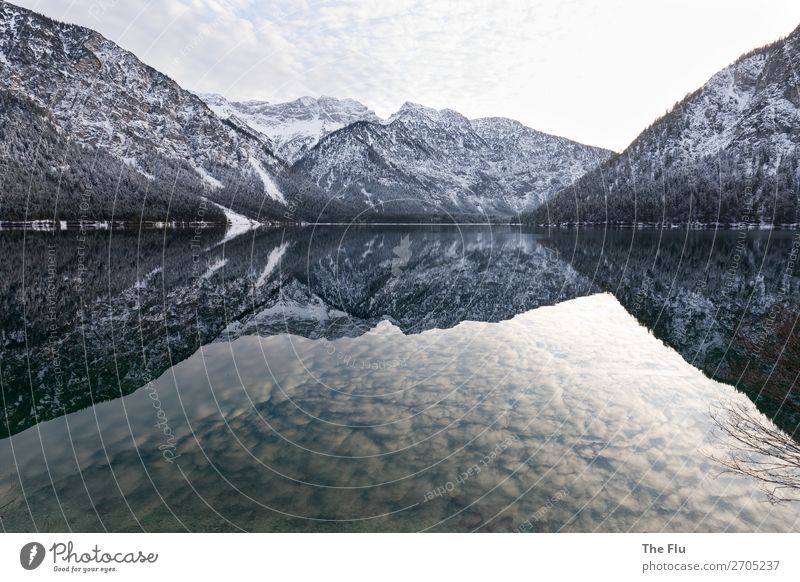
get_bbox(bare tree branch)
[710,401,800,504]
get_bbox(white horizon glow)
[13,0,800,151]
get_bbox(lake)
[0,225,798,531]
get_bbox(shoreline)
[1,219,799,231]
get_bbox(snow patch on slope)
[202,257,228,280]
[205,199,261,244]
[194,165,223,190]
[249,158,285,203]
[122,157,154,181]
[255,242,290,287]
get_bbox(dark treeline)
[528,145,800,226]
[0,90,228,223]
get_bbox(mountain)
[290,101,613,218]
[0,1,334,222]
[199,94,381,164]
[5,226,799,444]
[0,88,220,222]
[536,229,800,435]
[529,25,800,226]
[0,226,592,437]
[0,1,612,224]
[472,117,615,208]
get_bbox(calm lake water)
[0,225,798,532]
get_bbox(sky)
[13,0,800,151]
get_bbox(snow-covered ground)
[205,199,262,244]
[249,158,285,203]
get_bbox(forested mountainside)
[0,1,614,223]
[0,1,337,222]
[290,102,613,217]
[0,89,227,222]
[529,24,800,226]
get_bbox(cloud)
[0,292,793,531]
[15,0,800,150]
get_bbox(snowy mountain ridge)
[0,1,333,222]
[198,93,381,164]
[199,93,615,217]
[530,24,800,225]
[0,0,613,222]
[289,100,614,217]
[8,1,795,224]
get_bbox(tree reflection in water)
[711,401,800,504]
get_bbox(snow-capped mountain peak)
[291,100,614,217]
[0,1,313,222]
[385,101,471,130]
[197,93,380,163]
[0,1,616,224]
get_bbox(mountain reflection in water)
[0,226,798,531]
